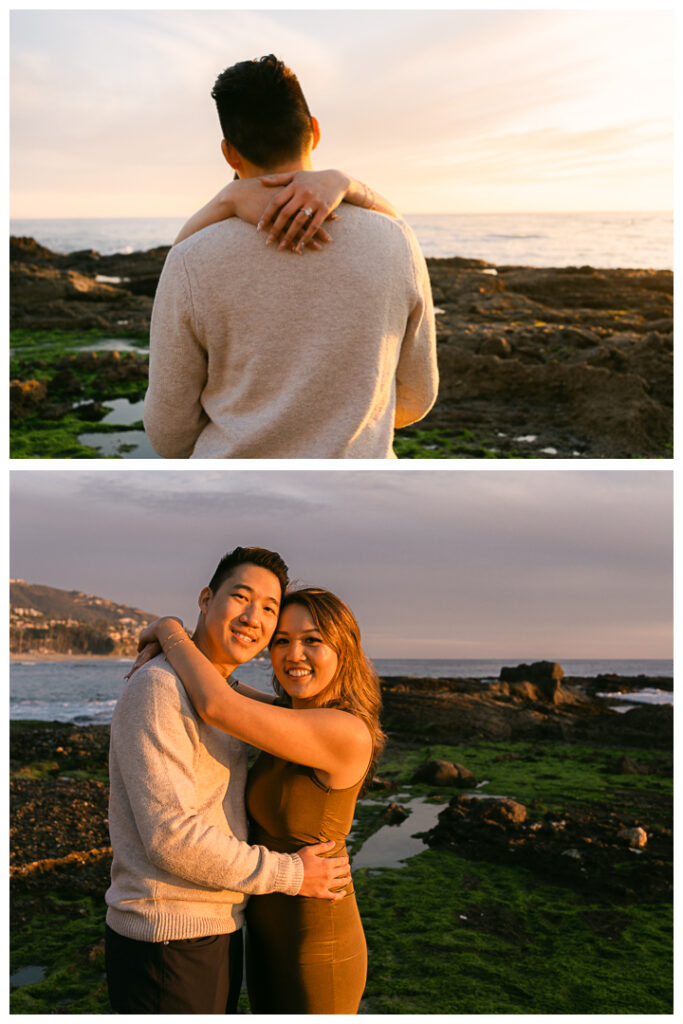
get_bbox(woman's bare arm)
[231,680,278,704]
[258,170,400,252]
[174,170,400,250]
[145,619,371,785]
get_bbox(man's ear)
[310,116,321,151]
[221,138,242,174]
[198,586,213,615]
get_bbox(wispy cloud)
[10,9,673,216]
[10,470,672,659]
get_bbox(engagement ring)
[303,207,314,217]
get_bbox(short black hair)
[211,54,313,170]
[208,546,289,599]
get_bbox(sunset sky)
[9,469,672,660]
[10,9,673,218]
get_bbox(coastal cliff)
[10,580,156,657]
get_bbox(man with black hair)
[105,546,350,1014]
[144,54,438,459]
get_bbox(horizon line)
[10,209,674,222]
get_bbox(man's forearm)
[141,808,303,895]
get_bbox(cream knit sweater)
[105,656,303,942]
[144,206,438,459]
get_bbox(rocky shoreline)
[10,236,673,458]
[379,663,673,748]
[10,662,672,872]
[10,661,673,1012]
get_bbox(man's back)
[144,206,437,459]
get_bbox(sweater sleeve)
[394,225,439,428]
[112,667,303,896]
[144,246,210,458]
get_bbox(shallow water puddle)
[77,428,159,458]
[66,337,148,354]
[351,797,443,871]
[10,965,46,989]
[98,397,145,425]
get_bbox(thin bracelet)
[163,635,189,656]
[161,626,186,646]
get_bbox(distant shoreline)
[10,652,134,663]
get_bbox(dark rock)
[10,379,47,417]
[500,661,564,685]
[382,802,410,825]
[617,827,647,849]
[10,236,672,457]
[412,759,476,787]
[368,775,392,791]
[425,793,671,902]
[379,672,671,750]
[479,335,512,358]
[480,798,527,827]
[494,662,580,706]
[10,236,56,263]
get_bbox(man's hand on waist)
[296,839,351,900]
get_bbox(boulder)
[479,798,527,827]
[479,335,512,358]
[500,662,564,685]
[10,265,124,305]
[412,759,476,787]
[10,379,47,417]
[496,662,572,706]
[616,756,640,775]
[382,803,410,825]
[617,827,647,849]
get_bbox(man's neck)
[239,153,314,179]
[191,623,238,680]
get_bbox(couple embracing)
[144,54,438,459]
[104,545,384,1014]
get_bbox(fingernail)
[266,235,274,246]
[256,222,263,232]
[278,240,287,250]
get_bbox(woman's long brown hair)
[270,587,385,791]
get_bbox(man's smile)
[231,627,259,646]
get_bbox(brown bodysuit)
[245,752,367,1014]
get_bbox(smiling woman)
[270,604,339,704]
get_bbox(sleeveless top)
[246,753,367,897]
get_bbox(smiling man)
[104,546,348,1014]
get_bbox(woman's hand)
[125,615,185,679]
[125,640,162,679]
[137,616,185,651]
[257,169,350,252]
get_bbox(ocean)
[10,211,673,270]
[9,658,673,726]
